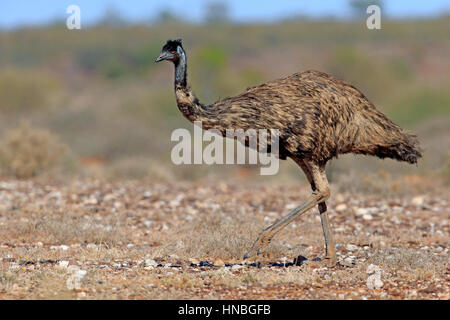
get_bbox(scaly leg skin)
[318,202,337,267]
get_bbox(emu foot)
[308,256,337,268]
[243,232,272,260]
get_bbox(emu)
[155,39,421,267]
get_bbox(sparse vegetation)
[0,122,68,178]
[0,179,447,299]
[0,17,448,300]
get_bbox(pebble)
[231,265,242,271]
[143,191,152,198]
[366,264,382,275]
[50,245,69,251]
[66,269,87,290]
[199,260,214,267]
[294,255,308,266]
[362,214,373,221]
[366,264,383,289]
[57,261,69,269]
[144,259,157,267]
[355,208,369,216]
[67,265,80,273]
[214,259,225,267]
[345,244,358,251]
[335,203,347,212]
[340,257,355,267]
[367,275,383,289]
[412,196,425,206]
[103,194,115,201]
[84,197,98,205]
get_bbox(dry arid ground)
[0,177,448,300]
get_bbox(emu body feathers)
[175,70,421,164]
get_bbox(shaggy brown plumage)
[156,39,422,266]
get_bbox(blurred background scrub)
[0,0,448,189]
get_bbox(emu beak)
[155,52,170,63]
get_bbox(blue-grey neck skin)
[174,47,187,87]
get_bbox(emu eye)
[171,50,176,54]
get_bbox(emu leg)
[318,202,336,267]
[244,161,329,260]
[299,160,337,267]
[243,193,321,259]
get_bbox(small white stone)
[84,197,98,205]
[57,261,69,269]
[144,220,153,227]
[67,265,81,273]
[144,259,157,267]
[367,274,383,289]
[335,203,347,212]
[143,191,152,198]
[231,265,242,271]
[66,270,87,290]
[103,194,115,201]
[366,264,382,275]
[345,244,358,251]
[412,196,425,206]
[355,208,369,216]
[362,214,373,220]
[74,270,87,277]
[341,257,355,267]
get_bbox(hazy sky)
[1,0,450,28]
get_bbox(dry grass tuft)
[0,122,68,178]
[368,247,448,272]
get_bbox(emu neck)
[174,51,187,87]
[173,51,215,126]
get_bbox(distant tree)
[349,0,384,19]
[204,1,230,24]
[155,8,181,24]
[98,6,127,27]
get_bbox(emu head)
[155,39,184,63]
